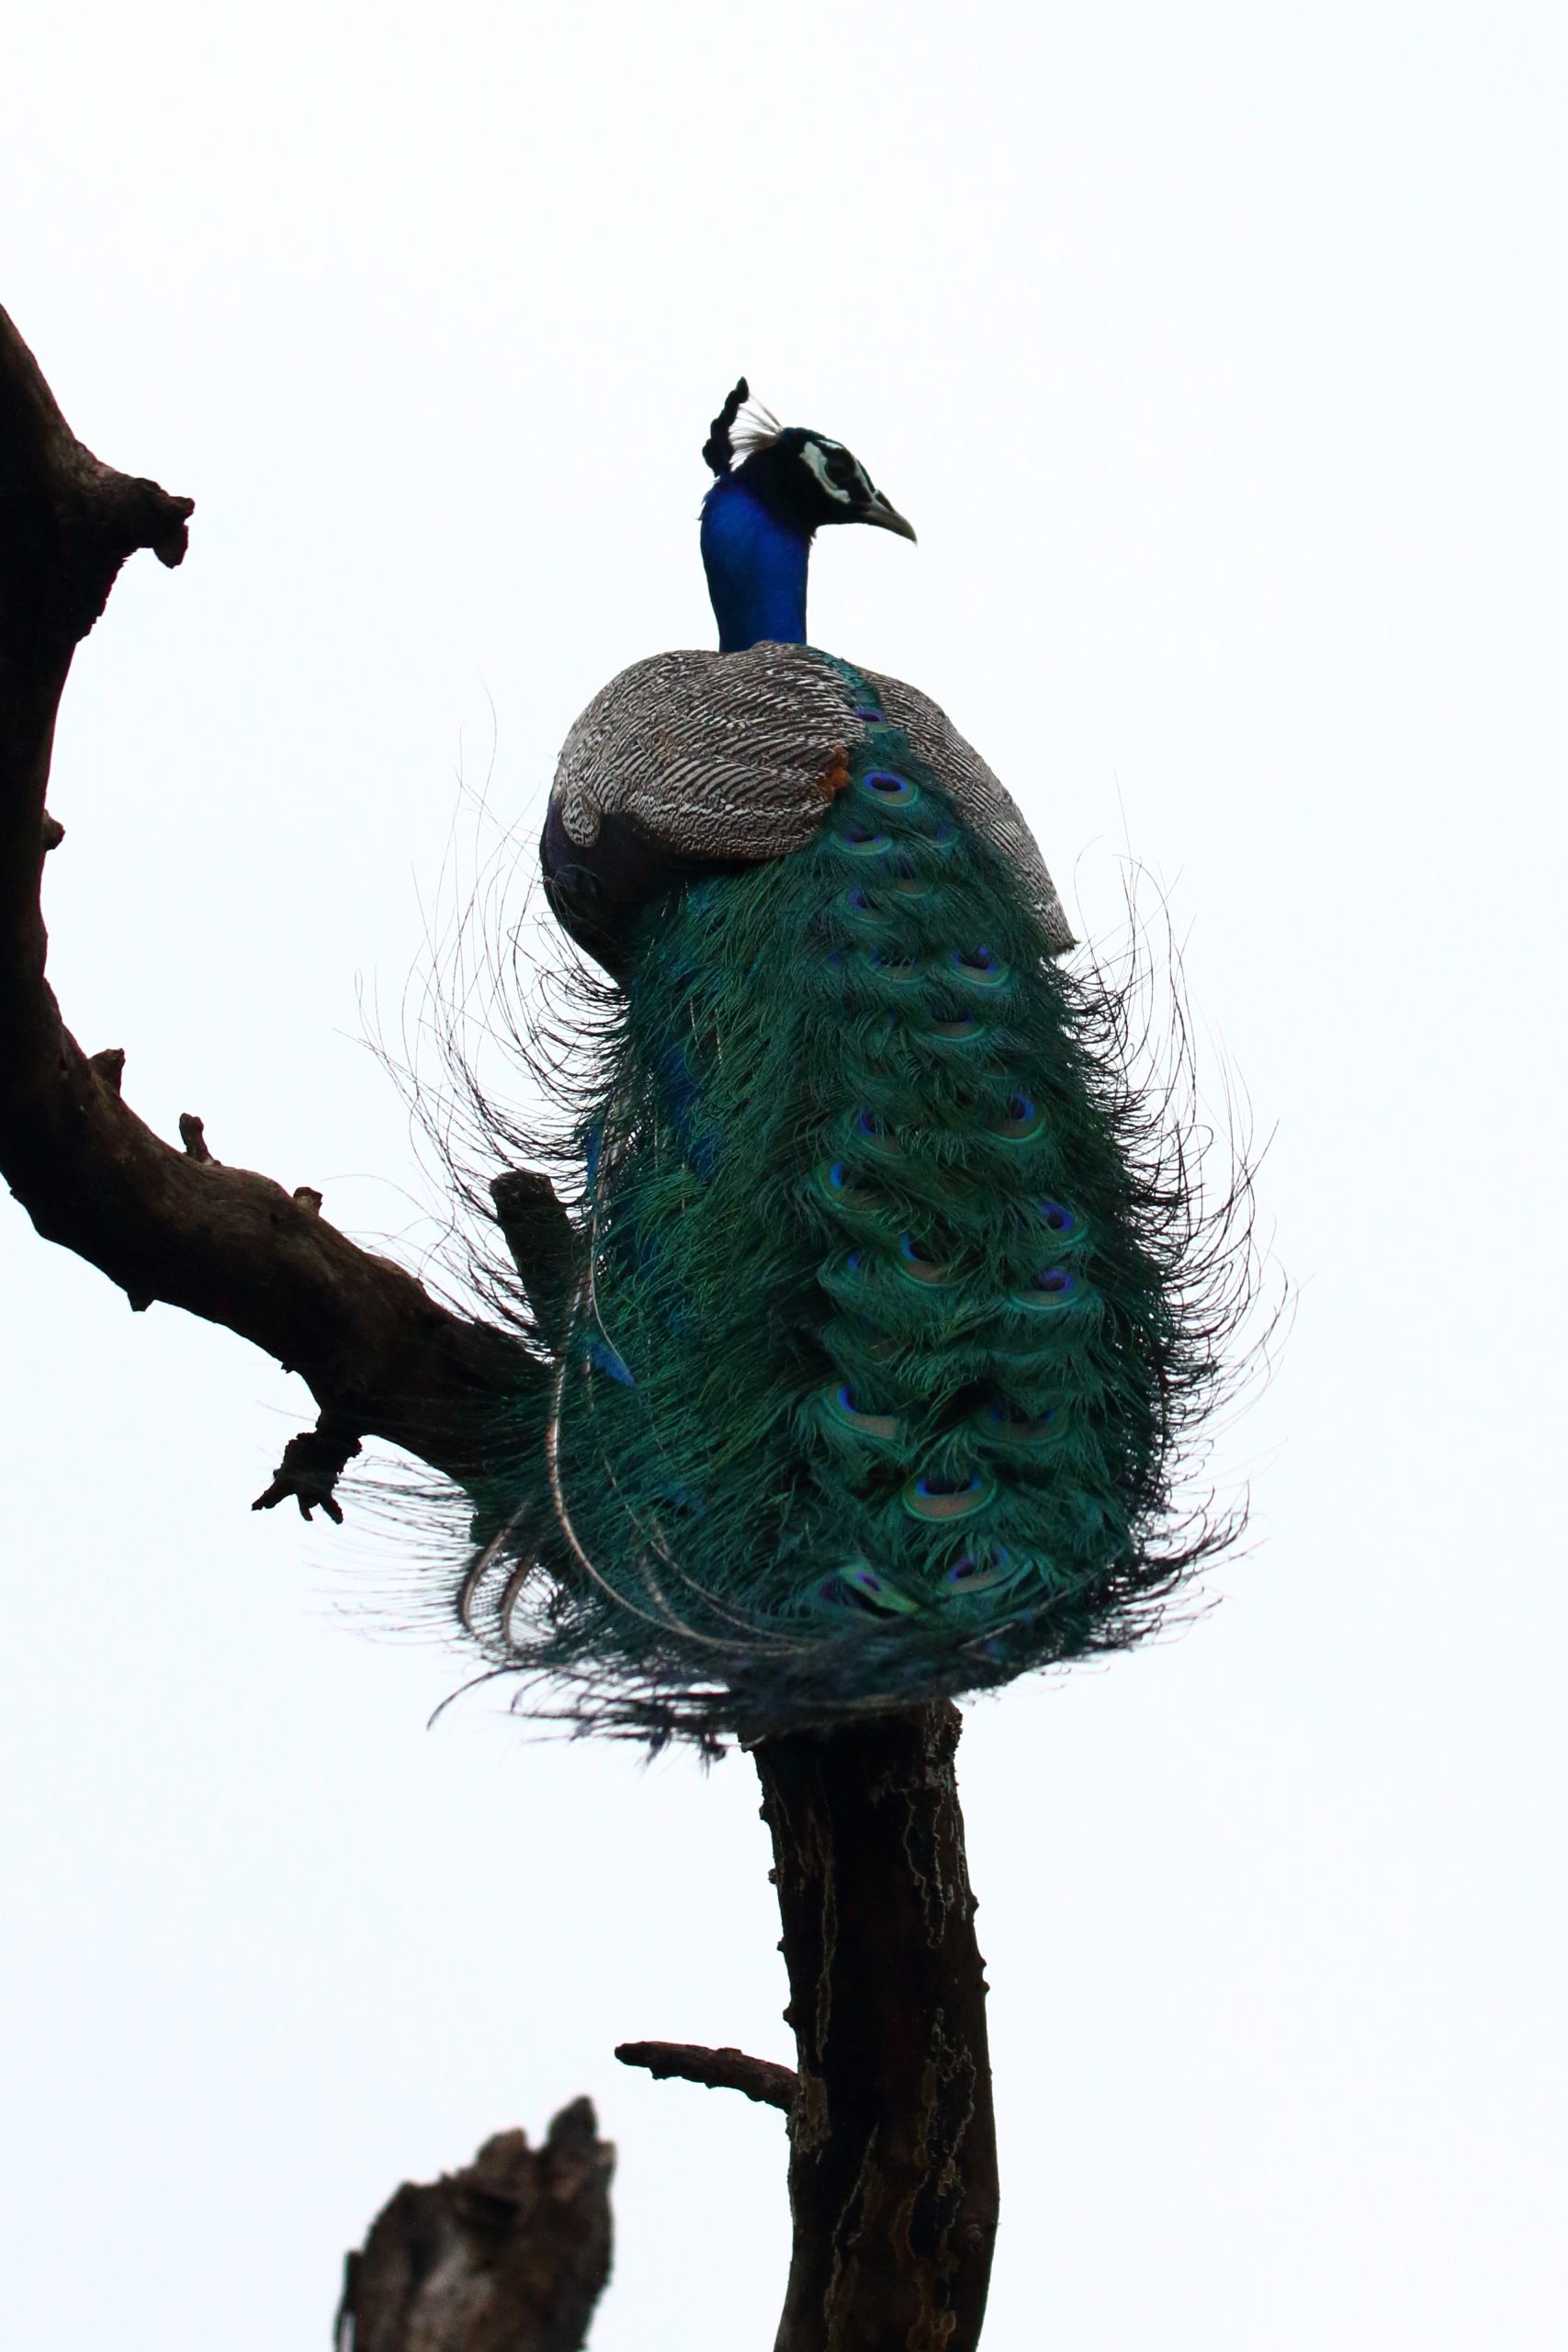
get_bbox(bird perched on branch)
[449,379,1244,1743]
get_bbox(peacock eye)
[824,1384,903,1441]
[901,1467,998,1522]
[896,1231,957,1285]
[820,1561,920,1616]
[949,946,1009,988]
[926,1006,982,1040]
[989,1091,1046,1143]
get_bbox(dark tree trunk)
[756,1704,998,2352]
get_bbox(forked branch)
[0,302,539,1505]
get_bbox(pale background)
[3,5,1563,2346]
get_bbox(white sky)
[3,5,1564,2346]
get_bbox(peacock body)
[455,384,1233,1741]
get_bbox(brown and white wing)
[542,642,1073,970]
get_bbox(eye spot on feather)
[1010,1266,1079,1316]
[818,1561,921,1616]
[832,819,892,858]
[823,1383,903,1441]
[901,1468,998,1522]
[941,1546,1028,1597]
[949,946,1010,989]
[853,1107,901,1157]
[926,1007,984,1041]
[990,1091,1046,1143]
[897,1232,959,1286]
[858,768,919,806]
[815,1158,879,1215]
[1037,1201,1076,1235]
[976,1399,1061,1446]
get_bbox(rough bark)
[755,1705,998,2352]
[615,2039,798,2112]
[337,2100,614,2352]
[0,300,541,1508]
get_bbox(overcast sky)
[4,5,1564,2346]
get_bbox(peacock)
[445,380,1239,1743]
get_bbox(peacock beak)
[859,490,918,543]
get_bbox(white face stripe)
[801,439,854,503]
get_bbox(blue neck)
[700,478,811,653]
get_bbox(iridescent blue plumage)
[700,480,811,652]
[700,377,915,654]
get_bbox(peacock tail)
[452,659,1237,1742]
[401,388,1257,1744]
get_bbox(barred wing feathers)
[543,644,1074,969]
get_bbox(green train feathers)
[450,689,1249,1741]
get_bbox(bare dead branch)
[615,2040,797,2112]
[491,1167,576,1347]
[0,302,542,1494]
[337,2099,614,2352]
[253,1415,364,1524]
[0,303,192,668]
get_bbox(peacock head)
[699,377,915,653]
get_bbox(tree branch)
[252,1414,364,1523]
[491,1167,577,1346]
[615,2040,797,2113]
[336,2099,614,2352]
[0,302,541,1496]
